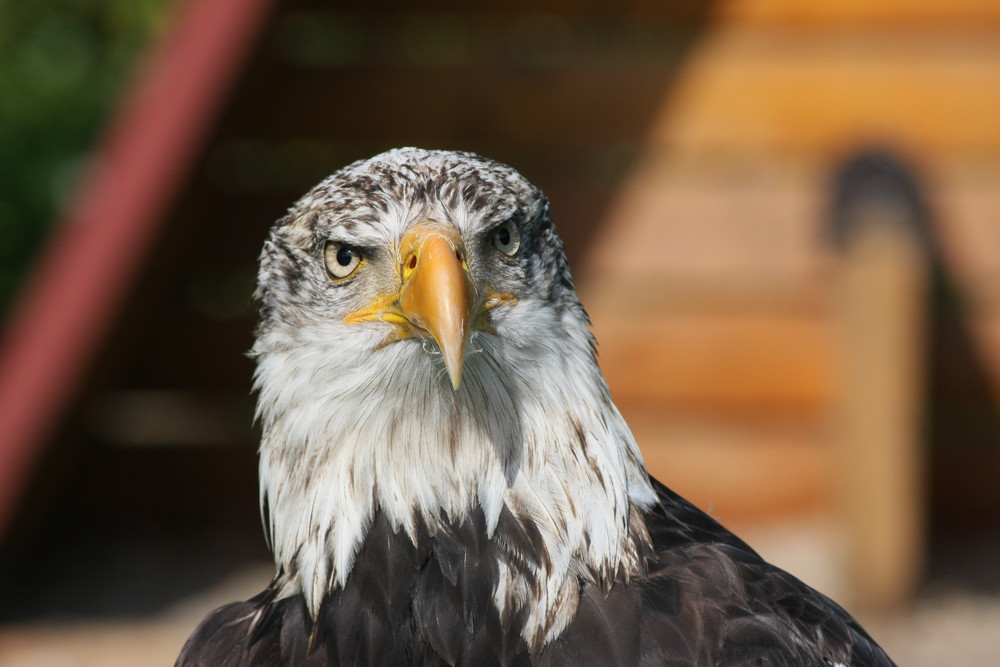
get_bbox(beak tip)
[443,350,465,391]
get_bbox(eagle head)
[250,148,654,642]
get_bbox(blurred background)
[1,0,999,664]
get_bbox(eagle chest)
[302,508,546,666]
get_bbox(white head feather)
[252,148,655,645]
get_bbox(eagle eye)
[324,242,364,280]
[492,220,521,256]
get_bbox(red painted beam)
[0,0,276,537]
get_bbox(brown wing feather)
[178,479,894,666]
[620,476,897,666]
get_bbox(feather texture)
[177,149,894,666]
[178,478,893,666]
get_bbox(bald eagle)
[177,149,894,666]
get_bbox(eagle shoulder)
[174,593,293,667]
[609,477,896,666]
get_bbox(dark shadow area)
[0,1,722,620]
[925,260,1000,594]
[0,442,265,620]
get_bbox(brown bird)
[177,148,895,666]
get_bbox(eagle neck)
[254,313,655,647]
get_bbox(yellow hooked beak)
[344,221,485,390]
[397,223,476,389]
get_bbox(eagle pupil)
[497,227,510,246]
[336,247,354,266]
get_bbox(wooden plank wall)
[579,0,1000,525]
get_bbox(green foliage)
[0,0,174,316]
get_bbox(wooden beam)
[0,0,276,538]
[830,153,928,611]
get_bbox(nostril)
[409,255,417,270]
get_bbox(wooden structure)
[583,0,1000,533]
[828,152,931,611]
[0,0,275,539]
[2,0,1000,623]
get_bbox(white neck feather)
[254,303,655,646]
